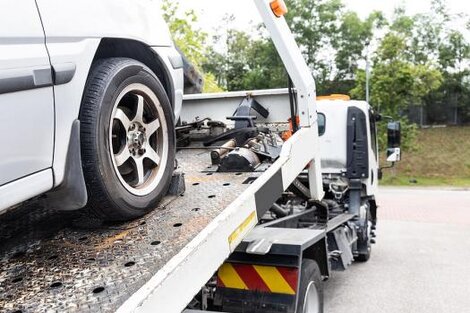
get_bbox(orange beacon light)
[270,0,288,17]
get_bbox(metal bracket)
[167,171,186,196]
[231,97,269,129]
[327,227,355,271]
[348,179,362,216]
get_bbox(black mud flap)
[42,120,88,211]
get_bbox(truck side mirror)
[375,113,382,122]
[386,121,401,162]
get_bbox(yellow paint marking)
[253,265,296,295]
[228,211,257,247]
[218,263,248,290]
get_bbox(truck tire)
[355,204,372,262]
[355,242,371,262]
[79,58,176,221]
[297,259,324,313]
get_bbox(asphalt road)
[325,187,470,313]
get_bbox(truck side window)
[318,113,326,136]
[369,111,378,159]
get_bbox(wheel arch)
[91,38,175,109]
[303,238,330,278]
[48,37,182,188]
[50,38,177,207]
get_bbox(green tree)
[433,30,470,124]
[199,0,469,128]
[439,31,470,72]
[401,0,470,125]
[204,1,385,94]
[352,33,443,149]
[203,27,287,91]
[285,0,344,91]
[161,0,222,92]
[283,0,387,94]
[335,11,386,81]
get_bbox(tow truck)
[0,1,402,312]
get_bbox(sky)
[180,0,470,34]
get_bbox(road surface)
[325,187,470,313]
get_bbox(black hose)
[288,77,299,133]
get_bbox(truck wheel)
[297,259,324,313]
[355,244,371,262]
[80,58,175,221]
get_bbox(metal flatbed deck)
[0,149,259,313]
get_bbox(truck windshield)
[318,113,326,136]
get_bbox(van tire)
[79,58,175,222]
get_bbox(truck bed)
[0,148,259,313]
[0,88,322,313]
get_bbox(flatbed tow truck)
[0,1,402,313]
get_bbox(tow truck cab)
[316,95,401,260]
[317,96,380,197]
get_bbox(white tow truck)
[0,1,402,313]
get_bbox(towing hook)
[329,250,342,260]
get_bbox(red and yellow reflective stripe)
[218,263,248,290]
[217,263,298,295]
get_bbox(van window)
[318,113,326,136]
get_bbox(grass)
[381,175,470,187]
[381,126,470,187]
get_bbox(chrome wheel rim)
[303,281,320,313]
[109,83,169,196]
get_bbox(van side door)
[0,1,54,186]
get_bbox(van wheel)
[80,58,175,221]
[297,259,324,313]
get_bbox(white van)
[0,0,183,221]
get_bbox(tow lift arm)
[254,0,324,201]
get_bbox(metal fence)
[406,102,470,126]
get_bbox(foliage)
[203,27,287,91]
[165,0,470,148]
[335,11,386,81]
[161,0,222,92]
[351,31,443,149]
[383,1,470,126]
[351,34,443,113]
[203,0,385,94]
[285,0,344,86]
[283,0,387,94]
[161,0,470,185]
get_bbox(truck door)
[0,1,54,186]
[368,109,379,191]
